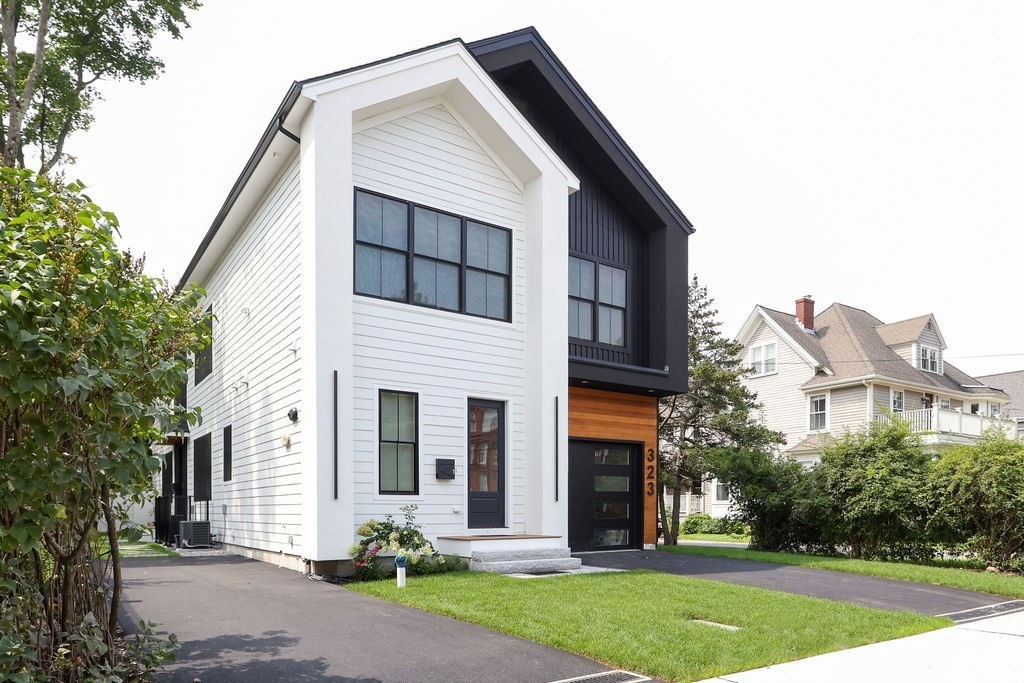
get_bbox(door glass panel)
[595,475,629,492]
[469,404,500,492]
[594,502,629,520]
[593,529,629,547]
[594,447,630,465]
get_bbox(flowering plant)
[350,505,447,580]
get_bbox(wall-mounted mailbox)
[435,458,455,480]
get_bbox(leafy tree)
[816,419,931,560]
[707,447,819,551]
[0,168,207,679]
[658,275,783,544]
[1,0,200,171]
[929,433,1024,571]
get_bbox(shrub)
[817,420,932,560]
[350,505,450,580]
[681,513,748,536]
[707,447,817,551]
[929,434,1024,572]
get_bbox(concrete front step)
[470,556,582,574]
[471,547,573,563]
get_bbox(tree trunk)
[101,485,121,653]
[668,474,684,545]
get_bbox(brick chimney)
[796,296,815,331]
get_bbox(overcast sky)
[67,0,1024,377]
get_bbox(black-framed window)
[379,390,418,495]
[223,425,232,482]
[194,305,213,384]
[569,256,626,347]
[194,433,212,502]
[354,189,511,322]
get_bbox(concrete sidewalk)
[699,608,1024,682]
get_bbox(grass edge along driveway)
[661,544,1024,600]
[349,570,946,682]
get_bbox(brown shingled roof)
[977,370,1024,418]
[875,314,934,346]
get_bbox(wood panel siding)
[351,103,528,538]
[568,387,658,545]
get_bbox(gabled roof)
[875,314,946,349]
[742,302,1007,400]
[976,370,1024,418]
[468,27,694,237]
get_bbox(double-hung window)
[809,394,827,431]
[892,390,905,413]
[919,345,939,373]
[750,342,777,376]
[715,481,730,501]
[379,390,418,495]
[354,190,511,322]
[568,256,626,347]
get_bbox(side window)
[194,305,213,384]
[223,425,232,482]
[892,390,905,413]
[194,433,212,501]
[568,256,626,347]
[379,390,418,495]
[809,394,827,431]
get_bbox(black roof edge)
[468,27,695,234]
[177,37,467,291]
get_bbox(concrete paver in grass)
[578,550,1013,620]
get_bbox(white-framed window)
[918,345,940,373]
[990,404,1002,417]
[715,481,730,501]
[892,389,905,413]
[749,342,777,376]
[809,393,827,431]
[970,402,980,415]
[939,398,951,410]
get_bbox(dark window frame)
[354,188,512,322]
[568,254,628,349]
[194,305,213,384]
[223,425,232,482]
[194,433,212,502]
[378,389,419,496]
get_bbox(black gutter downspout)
[278,114,301,144]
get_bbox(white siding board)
[187,152,305,558]
[350,102,527,539]
[830,385,867,432]
[742,321,817,448]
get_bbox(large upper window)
[809,394,827,431]
[379,390,418,495]
[918,345,940,373]
[354,190,510,321]
[568,256,626,347]
[749,342,777,376]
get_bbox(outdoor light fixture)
[288,408,299,422]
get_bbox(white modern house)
[154,29,692,573]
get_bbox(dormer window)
[919,345,940,373]
[750,342,777,377]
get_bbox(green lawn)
[350,570,946,682]
[679,533,751,543]
[94,538,180,559]
[662,545,1024,600]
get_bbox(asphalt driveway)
[578,550,1022,621]
[120,556,612,682]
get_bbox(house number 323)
[645,448,656,496]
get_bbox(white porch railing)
[874,407,1016,439]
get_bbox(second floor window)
[749,342,777,376]
[354,190,511,322]
[809,394,827,431]
[568,256,627,347]
[194,305,213,384]
[919,345,939,373]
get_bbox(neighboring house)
[700,296,1013,518]
[153,28,691,574]
[976,370,1024,440]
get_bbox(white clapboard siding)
[890,342,915,366]
[830,385,867,433]
[186,152,305,555]
[743,321,817,448]
[351,102,527,538]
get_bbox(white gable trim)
[736,306,829,374]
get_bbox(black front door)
[467,399,504,528]
[569,440,642,551]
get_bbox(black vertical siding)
[523,109,649,367]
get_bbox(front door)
[569,440,642,551]
[467,399,505,528]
